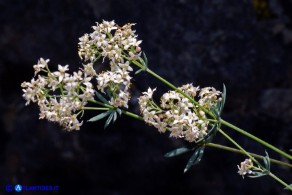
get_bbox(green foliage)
[284,184,292,190]
[248,151,270,179]
[164,146,205,173]
[248,172,268,178]
[164,147,191,157]
[184,147,205,173]
[195,123,218,145]
[88,109,121,129]
[220,84,226,115]
[95,91,109,104]
[263,151,270,172]
[135,52,148,74]
[88,110,112,122]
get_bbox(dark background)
[0,0,292,194]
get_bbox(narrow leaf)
[104,111,114,129]
[193,147,205,165]
[184,147,205,173]
[284,184,292,190]
[219,83,226,115]
[80,110,85,118]
[211,107,219,119]
[113,111,117,123]
[195,123,218,144]
[143,52,148,67]
[135,69,143,74]
[248,171,268,178]
[116,108,122,116]
[105,88,112,98]
[95,91,108,104]
[263,150,270,171]
[164,147,190,158]
[88,110,111,122]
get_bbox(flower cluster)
[138,84,221,142]
[21,58,96,130]
[78,20,142,64]
[97,69,131,108]
[237,159,254,178]
[78,20,142,109]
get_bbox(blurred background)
[0,0,292,194]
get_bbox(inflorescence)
[21,20,222,140]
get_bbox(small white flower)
[237,159,253,178]
[118,61,133,71]
[142,87,156,99]
[33,58,49,75]
[58,64,69,73]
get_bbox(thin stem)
[82,107,110,111]
[218,128,292,190]
[122,110,144,121]
[88,100,144,121]
[128,56,292,162]
[220,119,292,160]
[218,128,260,165]
[86,99,291,167]
[206,143,292,168]
[128,58,214,117]
[84,101,292,170]
[269,172,292,191]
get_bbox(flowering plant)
[21,20,292,190]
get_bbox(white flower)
[142,87,156,99]
[118,61,133,71]
[237,159,253,178]
[97,69,131,108]
[22,58,96,131]
[58,64,69,73]
[100,20,117,33]
[33,58,49,75]
[82,63,96,77]
[78,20,142,74]
[138,84,221,143]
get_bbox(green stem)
[220,119,292,160]
[88,100,144,121]
[218,128,292,190]
[128,56,292,161]
[84,101,292,170]
[218,128,260,165]
[269,172,292,191]
[82,107,110,111]
[128,58,214,117]
[206,143,292,168]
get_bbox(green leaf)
[88,110,111,122]
[95,91,108,104]
[80,110,85,118]
[104,111,114,129]
[143,52,148,67]
[164,147,191,158]
[248,171,268,178]
[184,147,205,173]
[116,108,122,116]
[284,184,292,190]
[135,69,144,74]
[195,123,218,144]
[105,88,112,98]
[219,83,226,115]
[263,150,270,171]
[113,111,117,123]
[211,106,219,119]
